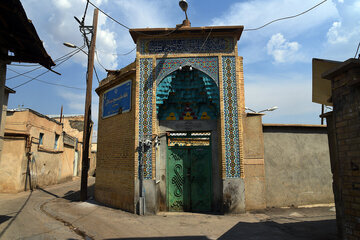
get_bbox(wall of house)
[61,144,76,180]
[0,91,9,163]
[0,109,79,192]
[263,125,333,207]
[95,73,136,213]
[0,136,27,192]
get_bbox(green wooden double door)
[167,146,212,212]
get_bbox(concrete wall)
[95,72,136,213]
[263,125,333,207]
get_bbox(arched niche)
[156,67,220,121]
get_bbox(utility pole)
[81,8,98,201]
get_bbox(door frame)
[166,131,212,212]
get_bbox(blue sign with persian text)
[102,80,131,118]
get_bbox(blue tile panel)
[222,56,241,178]
[155,57,219,86]
[139,58,153,179]
[156,70,220,121]
[140,37,234,55]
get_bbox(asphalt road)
[0,178,92,240]
[0,177,337,240]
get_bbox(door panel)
[191,147,211,212]
[167,137,212,212]
[167,148,190,211]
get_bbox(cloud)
[327,21,349,44]
[22,0,119,71]
[338,0,344,3]
[57,90,99,131]
[211,0,338,64]
[244,72,319,124]
[267,33,302,63]
[320,0,360,60]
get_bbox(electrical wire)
[9,63,41,67]
[244,0,328,31]
[11,49,83,89]
[7,68,85,90]
[87,0,130,30]
[87,0,179,37]
[93,65,100,83]
[82,0,90,24]
[6,46,85,81]
[94,50,107,71]
[354,42,360,58]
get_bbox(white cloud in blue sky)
[6,0,360,129]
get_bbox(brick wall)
[323,59,360,239]
[95,73,137,213]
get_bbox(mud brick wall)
[95,73,137,213]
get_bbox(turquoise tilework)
[139,58,153,179]
[155,57,218,86]
[222,56,241,178]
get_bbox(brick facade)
[323,59,360,239]
[95,64,137,212]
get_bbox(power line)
[244,0,328,31]
[93,65,100,83]
[11,49,82,89]
[7,68,85,90]
[95,50,107,71]
[9,63,40,67]
[87,0,130,29]
[87,0,179,37]
[6,46,85,81]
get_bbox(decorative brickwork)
[155,57,219,86]
[139,58,154,179]
[222,56,241,178]
[140,37,234,55]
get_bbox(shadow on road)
[0,191,33,238]
[103,219,337,240]
[0,215,12,224]
[37,184,95,202]
[218,219,337,240]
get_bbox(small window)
[54,134,60,149]
[39,133,44,145]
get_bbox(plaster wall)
[263,125,333,207]
[0,137,26,192]
[0,91,9,162]
[243,114,266,210]
[0,109,77,192]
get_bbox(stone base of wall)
[222,178,245,213]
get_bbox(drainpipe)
[25,136,33,191]
[139,141,145,215]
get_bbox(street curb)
[40,195,94,240]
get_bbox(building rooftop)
[129,25,244,43]
[0,0,54,69]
